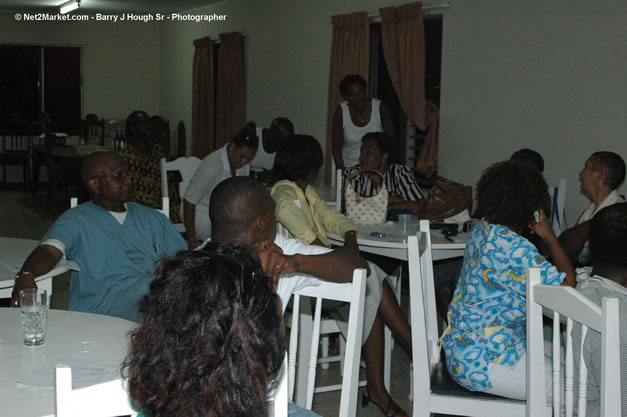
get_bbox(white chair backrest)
[526,268,621,417]
[160,156,202,199]
[55,364,138,417]
[71,197,169,219]
[336,168,343,211]
[158,196,170,219]
[549,179,567,235]
[288,269,366,417]
[160,156,202,220]
[267,353,289,417]
[408,220,440,372]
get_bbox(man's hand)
[11,274,38,307]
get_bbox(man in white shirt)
[559,151,625,265]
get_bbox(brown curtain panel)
[324,11,370,184]
[380,2,426,131]
[215,32,246,150]
[191,36,214,158]
[416,101,439,177]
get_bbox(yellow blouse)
[271,180,356,246]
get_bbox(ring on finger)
[275,264,282,269]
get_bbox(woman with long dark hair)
[123,243,284,417]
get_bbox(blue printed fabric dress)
[441,219,564,391]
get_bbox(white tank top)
[340,98,383,168]
[249,126,276,171]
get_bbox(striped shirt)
[344,164,425,201]
[572,268,627,417]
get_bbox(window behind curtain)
[0,44,82,135]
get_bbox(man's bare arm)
[557,220,590,262]
[11,244,63,306]
[283,247,368,283]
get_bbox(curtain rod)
[210,32,247,44]
[368,2,450,20]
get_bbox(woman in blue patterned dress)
[441,160,575,400]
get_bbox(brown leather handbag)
[421,176,473,221]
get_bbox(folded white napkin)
[443,209,471,224]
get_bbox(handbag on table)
[344,169,388,225]
[421,176,472,221]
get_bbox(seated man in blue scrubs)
[11,152,186,321]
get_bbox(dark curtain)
[379,2,426,130]
[191,37,214,158]
[215,32,245,150]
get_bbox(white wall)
[438,0,627,223]
[160,0,626,223]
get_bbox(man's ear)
[86,177,100,195]
[253,214,266,237]
[382,152,389,165]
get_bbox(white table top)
[327,220,469,261]
[0,237,70,290]
[0,308,135,417]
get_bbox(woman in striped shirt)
[345,132,426,216]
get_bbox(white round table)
[0,308,135,416]
[327,220,468,261]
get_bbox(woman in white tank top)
[332,74,395,170]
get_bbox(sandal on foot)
[362,390,409,417]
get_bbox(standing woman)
[184,123,258,249]
[332,74,396,170]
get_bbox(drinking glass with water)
[20,289,48,346]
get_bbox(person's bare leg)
[362,312,390,408]
[362,307,409,416]
[378,281,412,356]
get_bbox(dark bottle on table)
[114,131,120,151]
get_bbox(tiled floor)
[1,188,451,416]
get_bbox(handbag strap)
[346,169,386,183]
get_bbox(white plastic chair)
[288,269,366,417]
[526,268,620,417]
[268,353,289,417]
[55,364,138,417]
[408,220,532,416]
[160,156,202,232]
[549,179,567,236]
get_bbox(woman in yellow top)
[271,134,411,417]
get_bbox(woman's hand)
[343,230,359,254]
[527,209,556,242]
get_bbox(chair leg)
[384,326,392,391]
[321,336,330,370]
[339,335,346,376]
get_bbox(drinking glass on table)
[20,289,48,346]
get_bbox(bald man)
[12,152,185,321]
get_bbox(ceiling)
[0,0,221,15]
